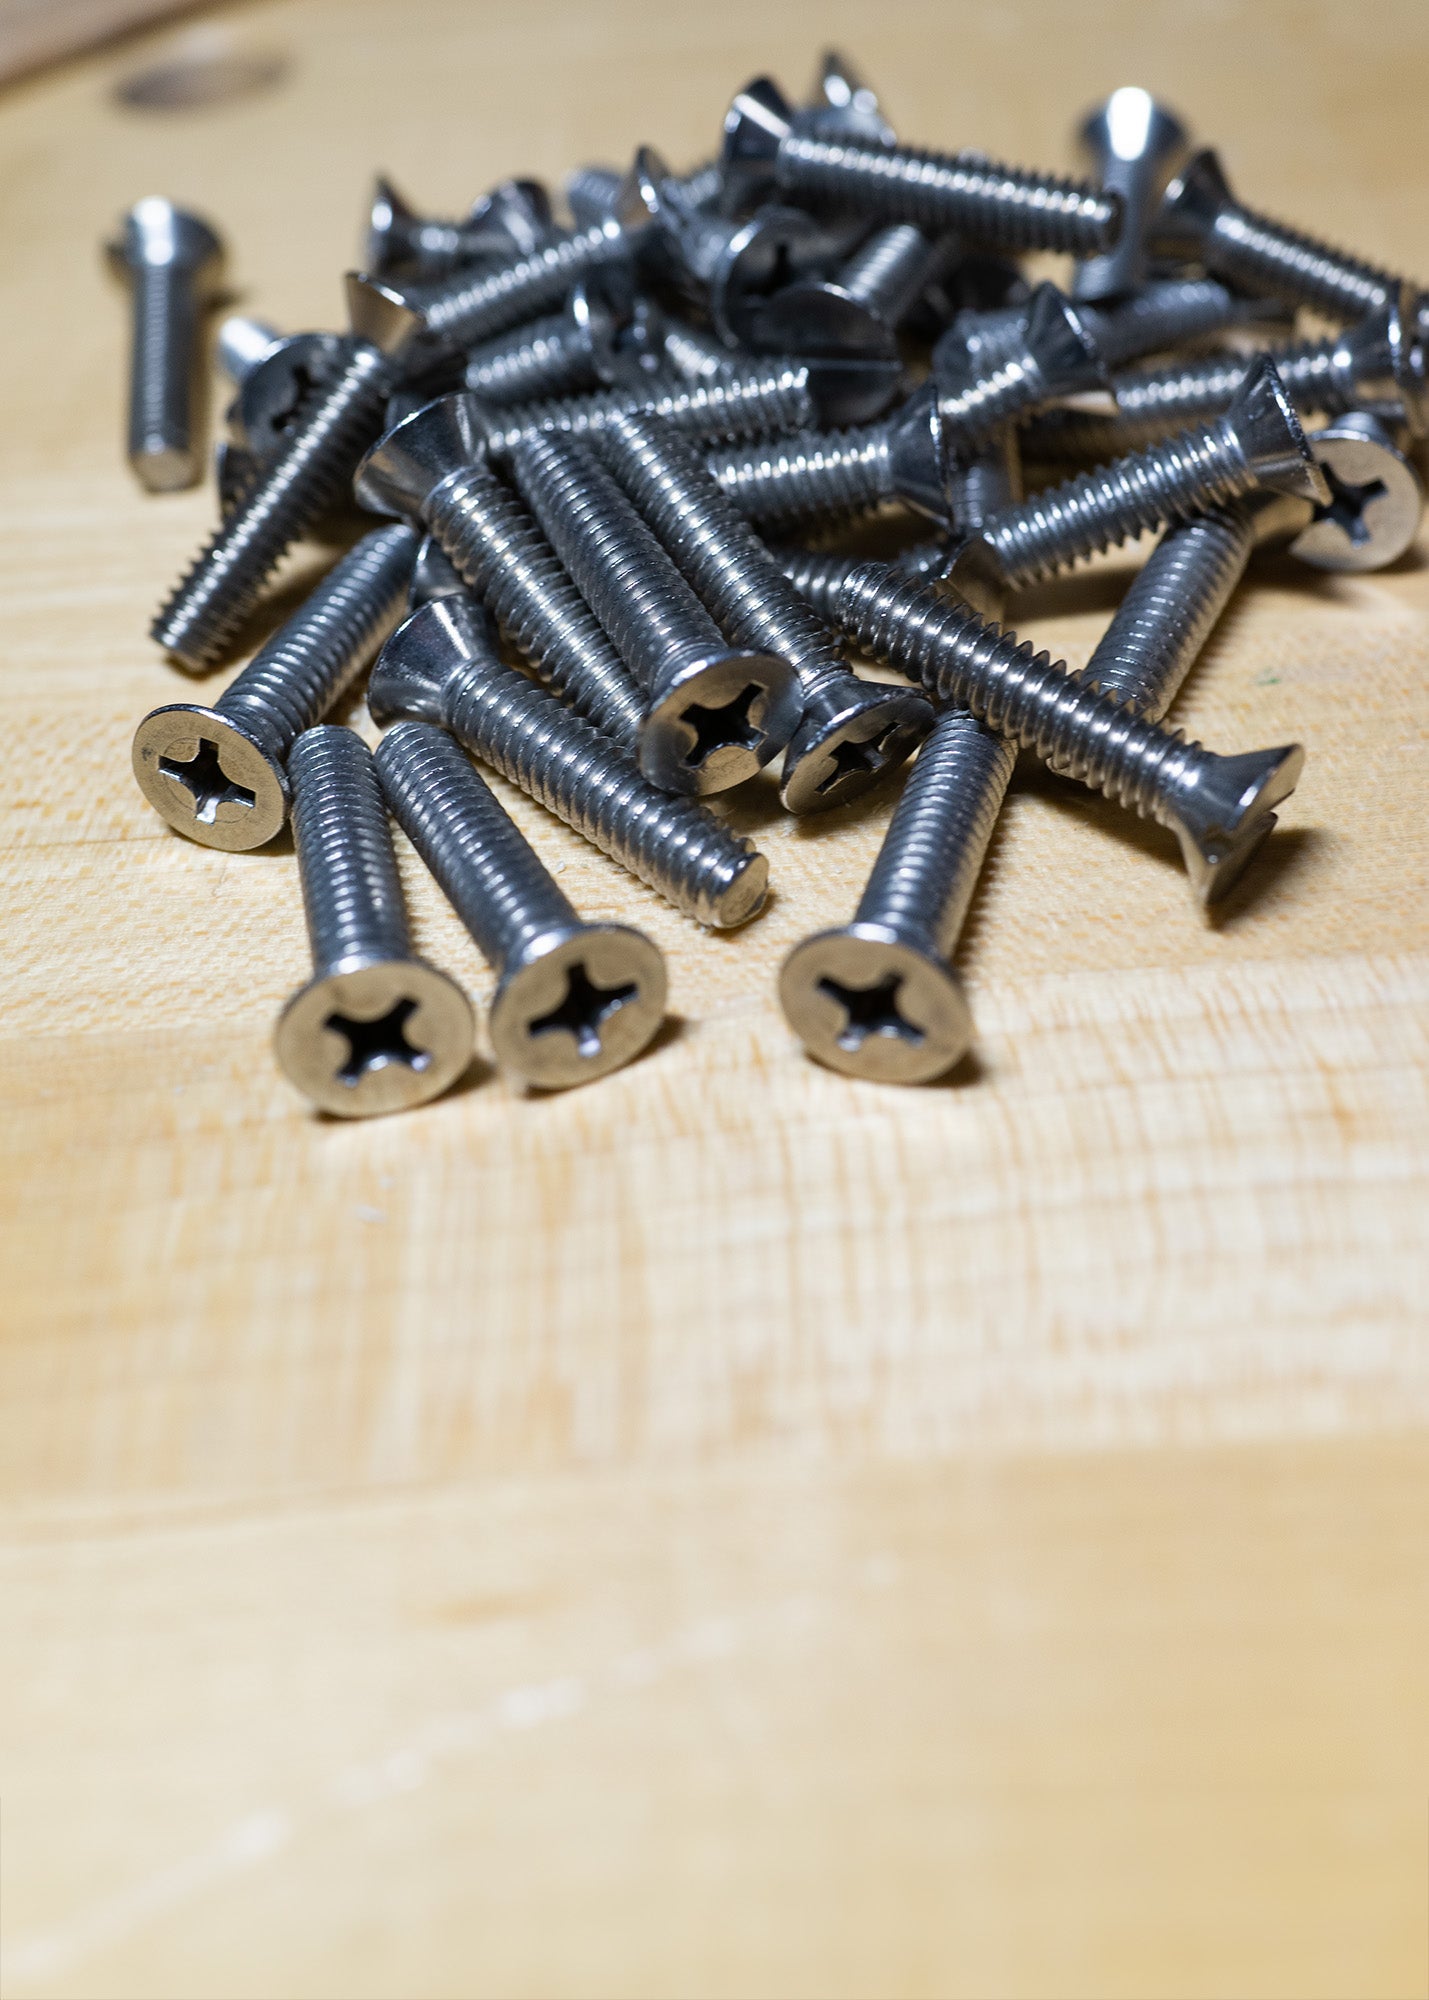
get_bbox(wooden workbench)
[2,3,1427,1994]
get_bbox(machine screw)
[1082,277,1293,368]
[802,47,897,145]
[216,314,281,382]
[973,355,1328,586]
[596,412,932,811]
[382,158,654,354]
[275,725,474,1117]
[355,394,645,748]
[836,563,1305,905]
[747,222,940,423]
[1071,88,1189,302]
[407,531,466,608]
[462,280,624,404]
[509,430,803,794]
[223,326,351,464]
[932,280,1106,453]
[152,274,428,668]
[475,358,817,452]
[778,538,952,621]
[1153,147,1428,331]
[721,76,1120,256]
[376,721,667,1088]
[366,174,552,279]
[369,595,769,926]
[134,522,416,849]
[780,708,1013,1082]
[108,197,224,493]
[704,380,949,528]
[942,426,1022,542]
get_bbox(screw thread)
[424,465,643,748]
[705,425,892,525]
[675,160,724,210]
[485,362,815,452]
[980,416,1259,584]
[597,413,844,693]
[463,311,601,404]
[661,322,739,384]
[1073,504,1255,724]
[376,720,579,973]
[779,540,951,619]
[857,706,1015,958]
[1082,278,1240,368]
[439,656,764,927]
[935,350,1056,452]
[1209,205,1395,324]
[405,222,625,348]
[944,430,1020,531]
[288,726,413,970]
[128,263,198,475]
[509,432,731,703]
[217,524,416,758]
[837,564,1212,831]
[838,223,936,322]
[152,343,395,667]
[777,129,1118,254]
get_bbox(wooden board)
[1,2,1427,1995]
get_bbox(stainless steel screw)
[836,562,1305,905]
[721,75,1120,255]
[225,327,351,464]
[659,318,741,385]
[780,708,1014,1082]
[384,162,653,353]
[1081,277,1293,368]
[366,174,552,279]
[943,424,1022,541]
[1071,88,1189,303]
[134,523,416,849]
[376,720,667,1089]
[217,314,281,382]
[1153,147,1428,332]
[509,430,803,795]
[152,275,427,668]
[932,281,1106,454]
[803,47,897,145]
[704,381,948,529]
[108,198,224,493]
[355,394,645,747]
[477,358,817,452]
[462,286,619,406]
[274,725,474,1118]
[597,412,931,812]
[778,538,952,621]
[369,595,769,926]
[973,355,1328,586]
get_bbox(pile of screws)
[116,56,1427,1106]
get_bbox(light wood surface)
[2,3,1428,1996]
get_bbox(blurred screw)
[366,175,553,279]
[462,280,625,404]
[108,197,224,492]
[1072,87,1189,302]
[933,281,1106,454]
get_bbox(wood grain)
[1,3,1427,1996]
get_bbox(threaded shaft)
[979,416,1260,584]
[775,129,1118,254]
[944,430,1020,533]
[1075,504,1255,723]
[376,721,579,974]
[661,322,739,384]
[483,363,815,452]
[857,707,1015,958]
[128,263,200,484]
[565,165,624,226]
[598,414,844,693]
[779,539,950,619]
[423,463,644,749]
[404,222,628,349]
[463,310,602,404]
[1207,203,1397,324]
[509,433,734,703]
[1082,279,1241,368]
[838,223,936,322]
[675,160,724,210]
[152,343,395,668]
[837,564,1215,832]
[935,346,1058,453]
[288,726,413,970]
[706,425,892,526]
[438,652,765,927]
[217,525,416,758]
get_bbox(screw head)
[109,196,224,279]
[1166,742,1305,905]
[276,955,475,1117]
[1291,416,1424,572]
[491,925,666,1089]
[780,923,973,1084]
[233,332,349,460]
[779,681,933,814]
[641,649,801,796]
[132,705,289,850]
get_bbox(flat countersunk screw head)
[133,704,289,848]
[1072,87,1190,303]
[275,725,474,1117]
[109,197,224,492]
[1283,413,1424,572]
